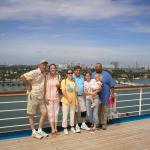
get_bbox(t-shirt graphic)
[67,84,73,92]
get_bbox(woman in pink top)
[45,64,61,135]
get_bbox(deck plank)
[0,119,150,150]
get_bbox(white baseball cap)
[39,60,48,64]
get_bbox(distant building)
[87,64,95,69]
[145,66,150,71]
[110,61,119,69]
[135,61,139,69]
[58,64,68,70]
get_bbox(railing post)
[139,88,142,115]
[113,93,117,112]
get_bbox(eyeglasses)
[67,72,73,75]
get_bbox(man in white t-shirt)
[20,60,49,139]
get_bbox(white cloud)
[0,41,149,65]
[0,0,149,21]
[120,22,150,34]
[134,23,150,33]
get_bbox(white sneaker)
[70,127,76,133]
[64,128,68,135]
[38,130,49,137]
[91,102,96,108]
[32,131,43,139]
[75,124,81,133]
[81,123,90,131]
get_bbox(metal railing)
[115,85,150,116]
[0,85,150,133]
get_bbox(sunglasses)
[67,72,73,74]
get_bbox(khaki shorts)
[76,96,87,112]
[27,93,47,115]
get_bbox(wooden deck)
[0,119,150,150]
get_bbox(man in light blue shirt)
[91,63,115,130]
[73,66,90,132]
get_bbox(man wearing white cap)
[20,60,49,139]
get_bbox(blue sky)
[0,0,150,66]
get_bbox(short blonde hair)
[94,73,102,81]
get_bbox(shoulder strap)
[65,79,66,86]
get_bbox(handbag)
[108,97,115,106]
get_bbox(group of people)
[20,60,115,139]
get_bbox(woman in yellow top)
[61,69,77,134]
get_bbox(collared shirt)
[45,74,60,101]
[23,68,45,98]
[91,71,115,104]
[73,74,84,96]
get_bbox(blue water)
[0,79,150,91]
[131,79,150,85]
